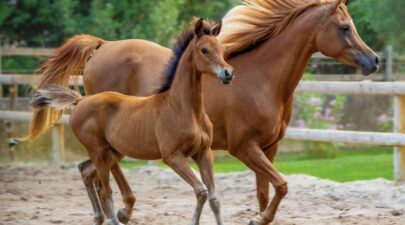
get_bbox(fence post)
[394,96,405,182]
[52,124,65,165]
[385,45,393,81]
[6,84,18,160]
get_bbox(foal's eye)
[341,25,350,34]
[201,48,209,54]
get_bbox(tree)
[349,0,405,52]
[0,0,236,47]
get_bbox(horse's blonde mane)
[219,0,337,56]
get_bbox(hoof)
[102,219,124,225]
[248,216,264,225]
[117,208,131,224]
[93,214,104,225]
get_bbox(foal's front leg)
[162,152,208,225]
[192,148,224,225]
[110,163,136,224]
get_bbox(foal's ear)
[194,18,205,36]
[211,20,222,37]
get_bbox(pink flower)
[324,108,332,117]
[329,124,344,130]
[296,119,306,128]
[323,108,334,121]
[377,114,391,122]
[313,111,322,119]
[307,97,322,106]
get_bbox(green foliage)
[349,0,405,52]
[0,0,235,47]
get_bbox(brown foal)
[30,19,233,225]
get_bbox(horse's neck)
[168,46,204,120]
[243,6,324,103]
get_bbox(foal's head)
[192,18,234,84]
[316,0,379,75]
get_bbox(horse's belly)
[105,117,162,160]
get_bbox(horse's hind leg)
[162,152,208,225]
[78,159,104,225]
[192,148,224,225]
[110,163,135,224]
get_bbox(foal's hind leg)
[162,152,208,225]
[80,141,122,225]
[192,148,224,225]
[93,153,122,225]
[110,163,136,224]
[78,159,104,225]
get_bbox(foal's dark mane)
[157,22,211,93]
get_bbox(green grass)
[121,147,394,182]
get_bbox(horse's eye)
[201,48,209,54]
[341,25,350,33]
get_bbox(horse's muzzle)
[219,68,234,85]
[356,54,379,76]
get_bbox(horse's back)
[83,39,172,97]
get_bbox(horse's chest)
[253,106,292,147]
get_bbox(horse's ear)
[194,18,205,36]
[334,0,344,11]
[211,20,222,37]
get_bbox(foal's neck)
[168,43,204,120]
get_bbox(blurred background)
[1,0,405,182]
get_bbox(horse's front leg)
[110,163,136,224]
[162,151,208,225]
[192,147,224,225]
[255,143,278,212]
[230,142,288,225]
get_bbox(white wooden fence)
[1,47,405,182]
[1,75,405,182]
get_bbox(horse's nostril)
[225,69,233,79]
[375,56,380,65]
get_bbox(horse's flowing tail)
[31,84,82,110]
[19,34,105,142]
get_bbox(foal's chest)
[184,125,211,157]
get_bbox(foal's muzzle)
[216,67,234,85]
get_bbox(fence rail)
[0,47,56,57]
[2,110,405,146]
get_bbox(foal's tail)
[19,34,105,142]
[31,84,82,111]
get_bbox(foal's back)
[70,92,165,160]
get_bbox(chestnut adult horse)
[23,0,379,224]
[30,19,233,225]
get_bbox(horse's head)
[315,0,379,75]
[193,18,234,84]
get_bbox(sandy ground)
[0,164,404,225]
